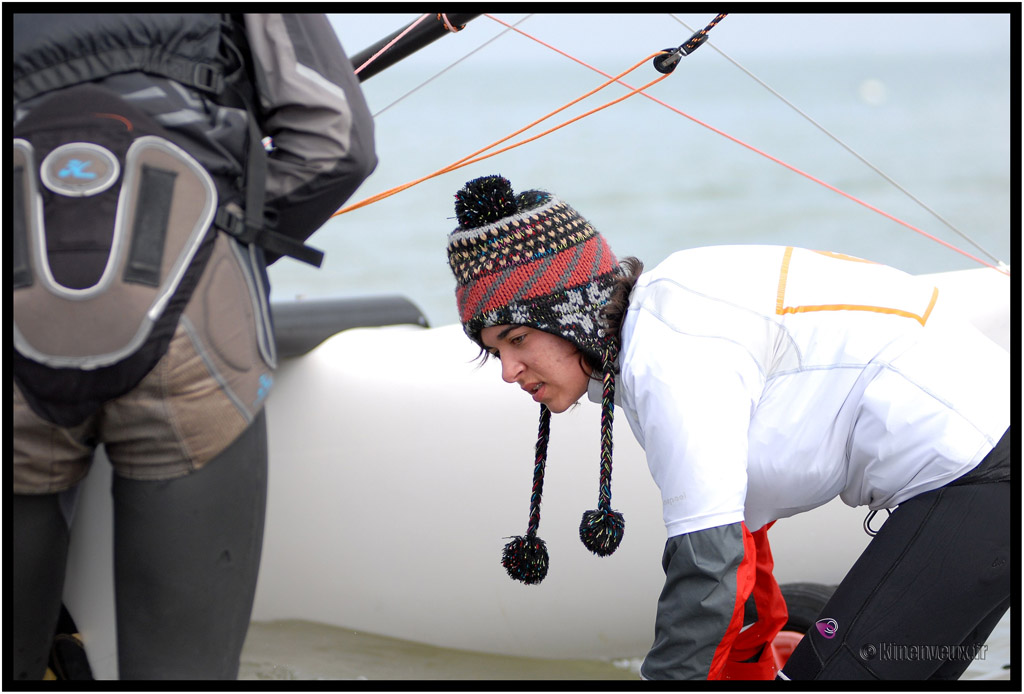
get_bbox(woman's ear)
[578,352,598,380]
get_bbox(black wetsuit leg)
[112,411,268,680]
[780,477,1010,680]
[12,494,71,680]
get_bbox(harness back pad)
[13,84,219,426]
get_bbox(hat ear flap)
[579,343,625,556]
[501,404,552,584]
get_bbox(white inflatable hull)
[62,267,1010,678]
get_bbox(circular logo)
[859,643,878,660]
[41,142,120,197]
[815,618,839,639]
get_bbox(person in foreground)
[13,14,375,679]
[444,174,1010,680]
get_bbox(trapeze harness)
[12,14,319,426]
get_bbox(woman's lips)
[524,382,545,402]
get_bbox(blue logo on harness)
[41,143,120,197]
[59,159,97,180]
[254,373,274,408]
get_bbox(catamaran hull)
[60,267,1010,677]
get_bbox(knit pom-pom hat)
[446,174,625,584]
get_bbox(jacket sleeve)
[640,522,753,680]
[640,522,789,680]
[243,14,377,262]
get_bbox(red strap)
[714,523,789,680]
[707,522,757,679]
[720,639,780,680]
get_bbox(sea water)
[251,13,1014,682]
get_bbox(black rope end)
[653,48,682,74]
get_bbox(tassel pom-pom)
[454,175,518,229]
[501,534,549,584]
[579,508,625,557]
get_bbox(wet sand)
[240,610,1012,681]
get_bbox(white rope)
[668,13,1005,266]
[372,15,534,119]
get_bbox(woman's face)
[480,325,591,414]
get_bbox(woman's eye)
[510,334,525,345]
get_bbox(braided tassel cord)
[579,344,625,556]
[502,404,551,584]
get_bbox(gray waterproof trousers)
[12,412,267,680]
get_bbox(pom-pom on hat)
[446,174,625,584]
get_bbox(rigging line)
[453,70,670,171]
[654,12,727,72]
[353,13,431,76]
[440,53,666,175]
[372,15,534,119]
[667,13,1007,269]
[484,13,648,87]
[656,97,1006,274]
[485,13,1008,276]
[333,52,668,217]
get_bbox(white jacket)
[596,245,1008,536]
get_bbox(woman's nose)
[500,356,522,384]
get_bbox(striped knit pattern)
[447,187,618,363]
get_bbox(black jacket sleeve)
[243,14,377,263]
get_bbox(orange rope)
[334,15,1009,276]
[482,15,1011,276]
[332,52,668,217]
[454,70,668,170]
[641,98,1008,274]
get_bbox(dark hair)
[600,257,644,345]
[578,256,645,375]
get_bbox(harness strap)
[13,164,33,289]
[212,110,324,267]
[221,15,325,269]
[214,207,324,268]
[124,165,177,286]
